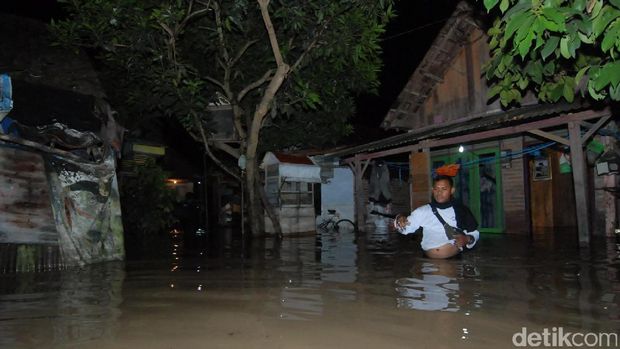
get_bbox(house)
[0,14,125,272]
[324,2,615,245]
[262,151,321,235]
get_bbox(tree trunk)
[257,172,282,239]
[242,1,290,237]
[245,153,263,236]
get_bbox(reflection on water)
[1,229,619,348]
[0,262,124,348]
[395,259,477,312]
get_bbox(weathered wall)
[500,137,528,234]
[0,141,124,272]
[551,152,578,228]
[410,151,431,211]
[0,146,57,244]
[264,206,315,235]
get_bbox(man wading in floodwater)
[393,175,479,259]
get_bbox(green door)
[431,148,503,233]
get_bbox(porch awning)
[325,102,589,159]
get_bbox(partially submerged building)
[262,152,321,235]
[325,2,616,245]
[0,14,125,272]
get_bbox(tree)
[52,0,394,236]
[120,158,177,256]
[481,0,620,106]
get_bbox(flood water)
[1,228,619,349]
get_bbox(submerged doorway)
[432,148,504,233]
[526,148,577,233]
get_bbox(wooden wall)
[410,152,431,210]
[416,28,502,130]
[551,152,577,228]
[0,146,57,244]
[500,137,528,234]
[529,149,577,233]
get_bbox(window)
[265,177,279,206]
[280,181,313,206]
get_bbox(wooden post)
[603,136,618,237]
[568,122,590,246]
[410,149,431,210]
[349,154,372,230]
[353,154,365,229]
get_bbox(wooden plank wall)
[551,152,578,228]
[530,156,554,232]
[0,145,57,244]
[529,149,578,233]
[417,28,502,130]
[410,152,431,210]
[500,137,528,234]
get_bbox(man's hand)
[454,234,473,248]
[394,214,409,230]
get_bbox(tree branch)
[193,115,241,181]
[257,0,284,66]
[204,75,226,91]
[237,68,274,102]
[213,2,231,63]
[290,34,321,73]
[178,0,210,32]
[230,39,259,67]
[232,104,247,141]
[289,3,356,74]
[211,140,240,158]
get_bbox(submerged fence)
[0,243,65,273]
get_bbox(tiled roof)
[273,152,315,165]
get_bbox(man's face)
[432,179,455,204]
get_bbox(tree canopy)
[51,0,393,150]
[52,0,394,235]
[481,0,620,106]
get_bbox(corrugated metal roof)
[325,102,584,159]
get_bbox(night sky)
[352,0,459,141]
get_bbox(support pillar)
[351,155,370,229]
[568,122,590,246]
[602,136,618,237]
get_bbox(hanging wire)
[374,141,557,179]
[459,141,556,169]
[430,141,557,177]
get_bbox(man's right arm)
[393,209,422,234]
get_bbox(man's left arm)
[463,230,479,249]
[454,204,479,249]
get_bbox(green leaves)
[480,0,620,104]
[593,61,620,90]
[52,0,395,152]
[484,0,500,12]
[541,35,560,59]
[541,7,566,32]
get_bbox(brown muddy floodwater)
[1,228,619,349]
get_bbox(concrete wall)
[321,167,354,222]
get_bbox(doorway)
[431,148,503,233]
